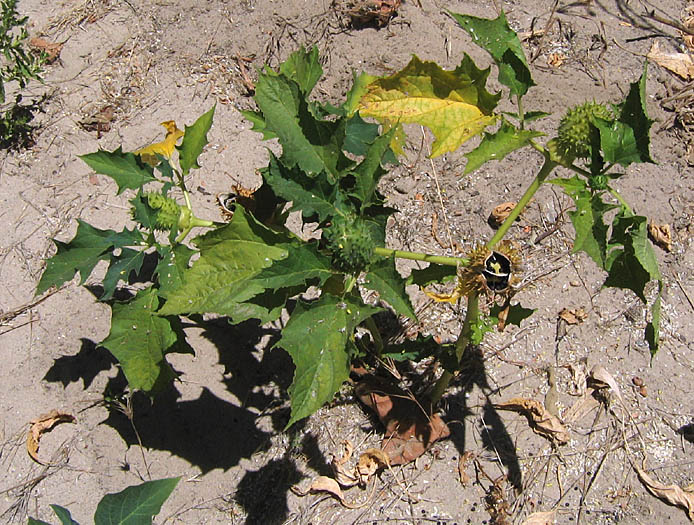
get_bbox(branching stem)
[373,246,468,267]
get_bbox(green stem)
[487,155,557,250]
[365,316,384,357]
[373,246,468,267]
[428,293,479,405]
[609,187,634,214]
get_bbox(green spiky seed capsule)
[144,192,181,231]
[324,216,374,274]
[556,101,613,159]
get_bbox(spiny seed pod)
[143,192,181,231]
[457,241,522,297]
[324,215,374,274]
[556,101,614,159]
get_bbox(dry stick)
[674,273,694,312]
[530,0,560,63]
[423,127,454,251]
[645,9,694,37]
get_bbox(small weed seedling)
[37,12,660,433]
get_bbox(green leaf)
[343,112,380,157]
[279,46,322,95]
[470,314,496,345]
[363,256,416,319]
[262,153,343,222]
[344,71,377,116]
[604,212,660,301]
[239,109,277,141]
[357,55,499,157]
[28,519,53,525]
[278,294,381,427]
[80,148,156,195]
[227,287,300,324]
[569,192,616,268]
[449,10,534,97]
[464,120,543,174]
[617,62,653,164]
[490,302,535,328]
[594,118,641,168]
[407,264,457,287]
[177,105,215,176]
[348,127,394,210]
[382,335,447,362]
[101,248,146,300]
[157,207,289,316]
[130,192,159,231]
[48,505,79,525]
[251,241,336,290]
[155,244,196,299]
[100,287,179,392]
[254,71,347,177]
[646,286,661,356]
[93,477,180,525]
[37,221,145,295]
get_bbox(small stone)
[639,385,648,397]
[570,280,581,287]
[632,376,644,387]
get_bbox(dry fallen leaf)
[683,15,694,53]
[458,451,475,486]
[558,307,587,325]
[635,465,694,521]
[490,201,517,227]
[291,476,359,508]
[589,365,624,405]
[332,440,359,487]
[356,448,389,485]
[26,410,76,464]
[494,398,569,444]
[648,221,673,252]
[356,376,450,465]
[647,41,694,80]
[29,37,63,63]
[521,510,556,524]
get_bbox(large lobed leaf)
[36,221,145,296]
[157,206,290,317]
[363,256,416,320]
[93,477,180,525]
[278,294,381,427]
[464,119,543,174]
[80,148,156,194]
[449,10,534,98]
[177,105,215,175]
[100,287,180,392]
[357,55,499,157]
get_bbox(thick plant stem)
[429,154,558,408]
[365,316,384,357]
[374,246,468,267]
[428,293,479,405]
[487,155,557,250]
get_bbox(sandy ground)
[2,0,694,523]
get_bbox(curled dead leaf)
[521,510,556,524]
[683,15,694,53]
[490,202,517,227]
[635,464,694,520]
[647,41,694,80]
[589,365,624,405]
[356,376,450,465]
[356,448,389,485]
[29,37,63,63]
[26,410,76,464]
[494,398,569,444]
[332,440,359,487]
[648,221,673,252]
[291,476,360,508]
[458,451,475,486]
[558,307,587,325]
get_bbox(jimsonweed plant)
[37,11,660,427]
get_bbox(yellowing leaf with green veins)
[357,55,499,157]
[136,120,184,166]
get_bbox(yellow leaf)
[136,120,184,166]
[357,56,498,157]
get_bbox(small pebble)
[570,280,580,287]
[632,376,644,387]
[639,385,648,397]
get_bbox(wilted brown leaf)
[647,41,694,80]
[589,365,624,405]
[343,0,402,27]
[458,451,475,486]
[356,448,389,485]
[635,465,694,520]
[521,510,556,524]
[356,376,450,465]
[26,410,76,464]
[292,476,361,508]
[683,15,694,53]
[29,37,63,63]
[494,398,569,444]
[558,307,587,325]
[648,221,673,252]
[332,441,359,487]
[490,202,517,227]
